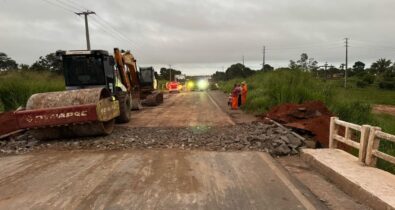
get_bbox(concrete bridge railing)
[329,117,395,169]
[329,117,370,163]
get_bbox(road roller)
[0,48,163,140]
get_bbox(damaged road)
[1,122,304,157]
[0,91,326,210]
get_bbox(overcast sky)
[1,0,395,75]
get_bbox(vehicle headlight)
[197,80,209,89]
[187,81,195,89]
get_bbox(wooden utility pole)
[344,38,349,88]
[76,10,96,50]
[169,64,172,81]
[262,46,266,70]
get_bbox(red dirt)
[265,101,333,147]
[373,104,395,116]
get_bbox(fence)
[366,127,395,167]
[329,117,370,163]
[329,117,395,168]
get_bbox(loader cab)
[56,50,116,93]
[139,67,158,91]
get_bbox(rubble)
[0,122,305,157]
[265,101,332,147]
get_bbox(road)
[0,91,325,210]
[127,92,235,127]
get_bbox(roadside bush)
[362,74,375,84]
[220,70,334,113]
[329,101,373,125]
[356,80,368,88]
[378,71,395,90]
[379,80,395,90]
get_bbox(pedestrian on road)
[241,81,248,106]
[237,84,242,107]
[231,84,240,110]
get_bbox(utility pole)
[75,10,96,50]
[324,62,329,71]
[344,38,349,88]
[262,46,266,70]
[242,56,245,66]
[169,64,172,81]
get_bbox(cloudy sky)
[1,0,395,75]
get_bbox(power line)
[267,41,343,50]
[39,0,139,51]
[55,0,82,12]
[40,0,75,13]
[90,18,129,44]
[63,0,89,11]
[95,14,141,49]
[90,16,138,50]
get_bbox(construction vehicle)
[0,48,163,140]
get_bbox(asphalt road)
[0,91,325,210]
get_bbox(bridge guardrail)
[329,117,395,169]
[329,117,370,163]
[366,127,395,167]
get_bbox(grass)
[0,71,65,112]
[372,114,395,173]
[218,70,395,173]
[219,70,334,113]
[334,87,395,106]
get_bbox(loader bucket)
[142,92,164,106]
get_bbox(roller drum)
[26,88,115,140]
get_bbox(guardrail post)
[329,117,339,149]
[366,127,382,167]
[359,125,370,163]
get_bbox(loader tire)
[115,92,131,123]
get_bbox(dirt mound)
[265,101,332,147]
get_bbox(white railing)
[366,127,395,167]
[329,117,370,163]
[329,117,395,168]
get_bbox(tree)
[30,53,62,73]
[289,53,318,71]
[159,67,182,81]
[370,58,392,74]
[225,63,255,79]
[352,61,365,74]
[212,71,227,81]
[19,64,30,71]
[262,64,274,71]
[0,52,18,71]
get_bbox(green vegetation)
[220,70,333,113]
[0,71,65,112]
[373,114,395,173]
[218,69,395,173]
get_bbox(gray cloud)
[1,0,395,75]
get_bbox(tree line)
[0,52,183,81]
[212,53,395,90]
[0,52,62,73]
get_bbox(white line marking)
[259,153,317,210]
[206,92,236,126]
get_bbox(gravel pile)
[0,122,304,156]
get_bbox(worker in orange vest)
[241,81,248,106]
[231,84,240,110]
